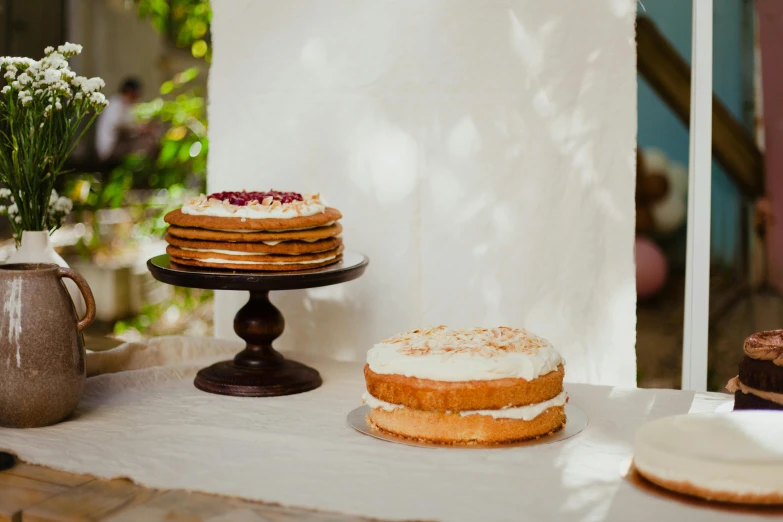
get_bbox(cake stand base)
[194,289,322,397]
[194,359,322,397]
[147,252,369,398]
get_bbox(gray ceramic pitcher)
[0,263,96,428]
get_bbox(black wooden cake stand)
[147,252,368,397]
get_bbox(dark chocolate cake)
[726,331,783,411]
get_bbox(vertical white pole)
[682,0,713,391]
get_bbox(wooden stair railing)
[637,15,764,197]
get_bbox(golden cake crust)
[635,463,783,505]
[166,223,343,242]
[165,233,342,255]
[170,253,343,272]
[164,207,342,231]
[364,364,564,411]
[367,405,566,444]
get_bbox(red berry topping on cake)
[207,190,304,206]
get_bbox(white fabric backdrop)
[207,0,637,385]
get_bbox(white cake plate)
[346,404,588,449]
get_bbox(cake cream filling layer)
[182,194,325,219]
[362,391,567,421]
[203,222,336,233]
[367,326,563,382]
[181,247,269,256]
[176,254,338,265]
[634,412,783,496]
[260,234,341,246]
[180,245,336,255]
[726,376,783,406]
[258,238,319,246]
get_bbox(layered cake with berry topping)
[164,190,343,271]
[362,326,567,444]
[726,330,783,411]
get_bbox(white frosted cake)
[362,326,567,444]
[634,411,783,504]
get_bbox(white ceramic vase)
[5,231,87,317]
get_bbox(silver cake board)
[347,403,588,449]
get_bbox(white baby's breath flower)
[47,190,73,222]
[40,52,68,72]
[88,92,107,106]
[1,57,35,69]
[80,77,105,93]
[55,197,72,214]
[57,43,83,56]
[0,43,105,233]
[43,68,62,84]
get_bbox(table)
[0,460,372,521]
[0,386,734,522]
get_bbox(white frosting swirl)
[362,391,567,421]
[366,326,563,382]
[182,193,325,219]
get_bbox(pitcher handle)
[56,268,96,332]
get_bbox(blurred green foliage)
[66,1,216,339]
[114,285,213,339]
[66,67,207,216]
[136,66,208,191]
[135,0,212,62]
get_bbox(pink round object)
[635,236,668,299]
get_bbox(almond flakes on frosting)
[181,191,326,220]
[367,326,564,382]
[384,325,551,358]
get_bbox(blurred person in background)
[95,77,160,165]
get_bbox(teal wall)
[638,0,749,267]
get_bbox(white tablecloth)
[0,337,747,522]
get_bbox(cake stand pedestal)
[147,252,368,397]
